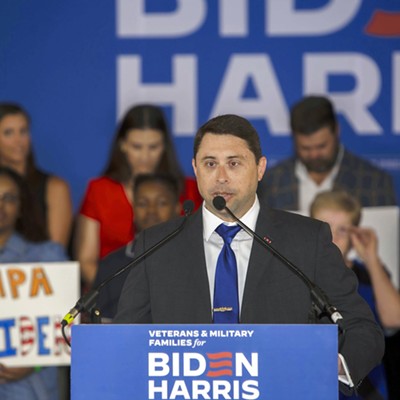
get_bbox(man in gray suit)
[115,114,384,395]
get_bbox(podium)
[71,324,338,399]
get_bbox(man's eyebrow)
[199,155,245,161]
[199,155,216,161]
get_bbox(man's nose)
[216,166,229,183]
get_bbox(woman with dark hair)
[75,104,202,287]
[0,103,73,246]
[0,166,67,400]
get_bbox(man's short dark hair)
[193,114,262,162]
[290,96,337,135]
[134,173,179,202]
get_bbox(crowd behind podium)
[0,96,398,400]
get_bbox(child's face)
[313,208,353,258]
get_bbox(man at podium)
[115,114,384,396]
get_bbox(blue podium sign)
[71,324,337,399]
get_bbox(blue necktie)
[213,224,242,323]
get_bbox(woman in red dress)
[75,104,202,287]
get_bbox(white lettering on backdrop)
[117,55,197,135]
[304,53,382,134]
[211,54,289,135]
[116,0,398,136]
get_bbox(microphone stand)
[213,196,345,349]
[61,201,194,347]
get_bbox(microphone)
[61,200,195,328]
[212,196,344,327]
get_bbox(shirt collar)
[203,196,260,241]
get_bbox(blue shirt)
[0,233,67,263]
[0,233,67,400]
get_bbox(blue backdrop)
[1,0,399,209]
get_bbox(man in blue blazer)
[115,114,384,395]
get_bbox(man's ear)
[257,156,267,181]
[192,158,197,178]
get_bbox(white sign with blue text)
[0,262,80,367]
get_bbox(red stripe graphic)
[207,369,233,377]
[206,352,232,360]
[206,352,234,377]
[20,326,34,332]
[365,10,400,37]
[209,360,232,368]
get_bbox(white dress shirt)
[202,196,259,312]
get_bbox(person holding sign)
[115,114,384,396]
[0,167,67,400]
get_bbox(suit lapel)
[241,207,284,317]
[180,210,212,320]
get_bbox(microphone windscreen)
[182,199,195,216]
[213,196,226,210]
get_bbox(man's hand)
[350,227,380,268]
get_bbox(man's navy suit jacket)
[115,206,384,390]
